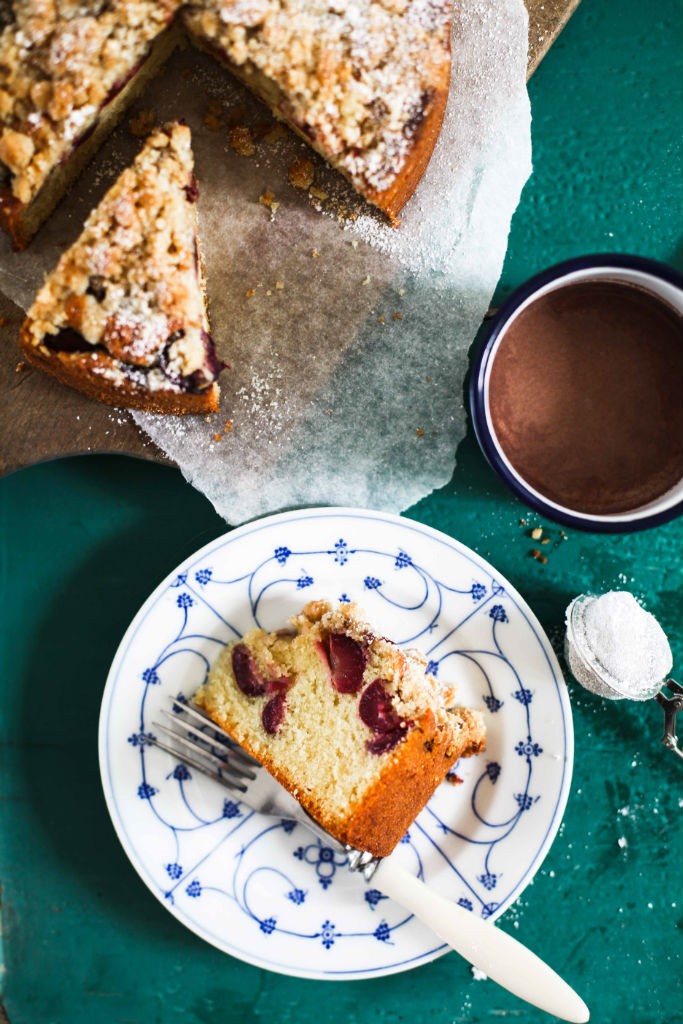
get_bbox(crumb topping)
[23,122,217,394]
[0,0,450,214]
[183,0,451,193]
[0,1,179,205]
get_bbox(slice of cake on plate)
[20,121,224,414]
[0,0,181,249]
[194,600,485,857]
[182,0,452,224]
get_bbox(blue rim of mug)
[469,254,683,534]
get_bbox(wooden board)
[0,0,581,477]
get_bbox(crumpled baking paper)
[0,0,531,525]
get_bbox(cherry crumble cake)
[0,0,181,250]
[194,600,486,857]
[20,122,223,413]
[0,0,452,249]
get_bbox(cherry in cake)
[20,122,223,413]
[194,600,486,857]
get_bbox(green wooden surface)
[1,0,682,1021]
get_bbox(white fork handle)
[372,858,589,1023]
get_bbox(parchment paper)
[0,0,532,524]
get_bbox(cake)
[194,600,486,857]
[20,122,223,414]
[0,1,452,248]
[182,0,452,224]
[0,0,181,250]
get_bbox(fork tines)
[148,698,259,794]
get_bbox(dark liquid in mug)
[488,280,683,515]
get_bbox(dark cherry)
[366,726,406,755]
[328,632,366,693]
[359,678,413,756]
[262,692,286,735]
[232,643,267,697]
[181,331,227,393]
[184,174,199,203]
[86,275,107,302]
[358,679,401,732]
[266,675,291,694]
[44,327,94,353]
[404,89,433,138]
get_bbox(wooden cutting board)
[0,0,581,476]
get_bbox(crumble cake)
[20,122,223,413]
[0,0,181,249]
[194,600,486,857]
[182,0,453,223]
[0,0,453,247]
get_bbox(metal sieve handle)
[655,680,683,759]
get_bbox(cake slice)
[194,600,485,857]
[182,0,452,224]
[20,122,223,414]
[0,1,181,249]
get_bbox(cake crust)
[195,600,485,857]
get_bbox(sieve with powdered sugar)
[565,591,682,759]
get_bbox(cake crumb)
[377,316,385,324]
[203,98,224,131]
[417,426,424,437]
[229,126,255,156]
[393,312,403,320]
[213,432,223,441]
[530,526,543,540]
[224,419,233,432]
[471,967,487,981]
[288,157,315,189]
[129,108,156,137]
[259,189,279,216]
[245,288,255,298]
[311,249,321,258]
[15,360,25,372]
[275,280,285,290]
[263,123,288,144]
[309,186,328,201]
[362,275,371,285]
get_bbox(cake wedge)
[194,600,485,857]
[20,122,223,414]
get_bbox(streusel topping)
[183,0,452,193]
[23,122,216,393]
[0,1,179,204]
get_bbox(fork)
[150,699,589,1023]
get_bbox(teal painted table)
[1,2,681,1021]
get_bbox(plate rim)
[98,505,574,979]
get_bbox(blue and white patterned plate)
[99,507,573,979]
